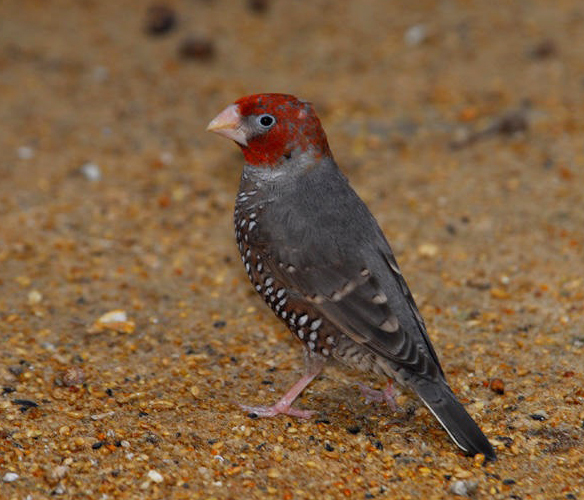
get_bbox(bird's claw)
[357,381,399,411]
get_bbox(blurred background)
[1,1,583,499]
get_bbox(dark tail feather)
[415,380,496,461]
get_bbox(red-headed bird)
[208,93,495,460]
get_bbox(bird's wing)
[263,229,444,380]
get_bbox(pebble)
[490,378,505,395]
[178,36,215,61]
[449,480,478,496]
[17,146,34,160]
[27,289,43,305]
[80,162,101,181]
[62,366,85,387]
[144,4,177,36]
[3,472,19,482]
[530,38,557,59]
[404,24,427,46]
[417,243,439,258]
[92,65,109,82]
[147,470,163,483]
[530,410,549,421]
[247,0,270,13]
[88,309,136,334]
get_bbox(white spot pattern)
[234,187,333,359]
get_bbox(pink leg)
[241,370,321,419]
[357,380,399,411]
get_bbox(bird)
[207,93,496,460]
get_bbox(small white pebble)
[450,479,477,496]
[3,472,19,482]
[80,161,101,181]
[147,470,163,483]
[90,411,115,421]
[17,146,34,160]
[404,24,427,46]
[27,290,42,305]
[418,243,439,258]
[160,151,174,165]
[92,65,109,82]
[98,310,127,323]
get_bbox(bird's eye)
[258,114,275,128]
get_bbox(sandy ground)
[1,1,583,499]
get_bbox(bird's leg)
[357,379,399,411]
[241,353,325,419]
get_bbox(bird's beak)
[207,104,248,146]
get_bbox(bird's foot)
[357,380,399,411]
[241,402,315,419]
[240,370,321,420]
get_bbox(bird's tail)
[414,378,496,461]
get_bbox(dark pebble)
[530,39,557,59]
[324,443,334,452]
[346,425,361,435]
[496,436,514,448]
[490,378,505,395]
[145,434,159,444]
[213,320,226,328]
[495,111,529,136]
[8,366,24,377]
[530,413,546,421]
[315,418,330,424]
[12,399,38,408]
[105,388,114,396]
[178,36,215,61]
[145,4,177,36]
[247,0,270,13]
[2,386,15,395]
[503,479,516,485]
[92,441,105,450]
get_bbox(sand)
[1,1,583,499]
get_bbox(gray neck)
[241,151,337,191]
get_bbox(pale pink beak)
[207,104,248,146]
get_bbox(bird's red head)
[207,93,331,167]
